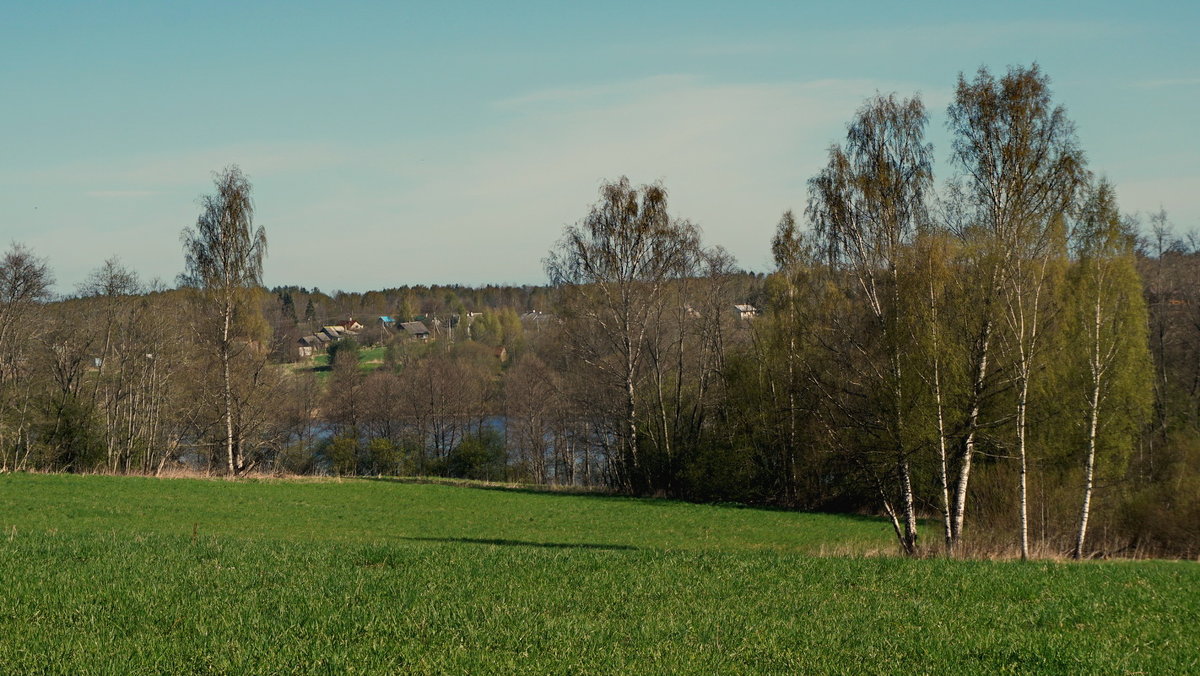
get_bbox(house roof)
[401,321,430,336]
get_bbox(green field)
[0,474,1196,674]
[294,344,388,380]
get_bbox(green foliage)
[365,437,404,475]
[280,291,297,323]
[383,339,401,369]
[470,308,524,352]
[275,441,321,475]
[1119,430,1200,553]
[471,311,501,345]
[328,338,362,371]
[396,295,414,323]
[1065,183,1154,476]
[233,286,273,344]
[444,429,507,481]
[677,438,760,504]
[35,394,105,471]
[449,340,502,374]
[326,433,359,475]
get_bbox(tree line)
[1,63,1196,557]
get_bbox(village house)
[296,335,321,358]
[401,320,431,341]
[734,304,760,320]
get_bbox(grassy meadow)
[0,473,1196,674]
[292,345,389,380]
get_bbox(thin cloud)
[30,142,350,189]
[341,75,949,287]
[604,19,1123,63]
[839,19,1123,52]
[492,75,701,110]
[1132,77,1200,89]
[85,190,159,198]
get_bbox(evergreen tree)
[281,292,297,323]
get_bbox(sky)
[3,1,1198,295]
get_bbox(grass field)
[0,474,1197,674]
[293,345,389,380]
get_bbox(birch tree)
[908,229,958,550]
[767,211,814,505]
[181,165,267,474]
[998,217,1070,560]
[545,177,702,492]
[945,64,1088,554]
[807,92,933,554]
[1068,181,1152,559]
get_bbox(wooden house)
[297,335,321,358]
[401,321,431,341]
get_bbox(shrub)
[445,429,507,481]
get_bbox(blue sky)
[4,1,1197,293]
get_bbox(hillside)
[0,474,1196,673]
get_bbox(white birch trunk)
[951,318,992,552]
[222,297,236,475]
[1074,295,1105,559]
[1016,375,1030,560]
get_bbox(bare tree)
[77,257,143,469]
[505,354,560,483]
[0,243,53,384]
[545,177,702,491]
[0,244,53,470]
[181,165,268,474]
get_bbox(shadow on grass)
[363,476,622,501]
[363,476,892,522]
[400,536,637,551]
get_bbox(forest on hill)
[2,64,1198,558]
